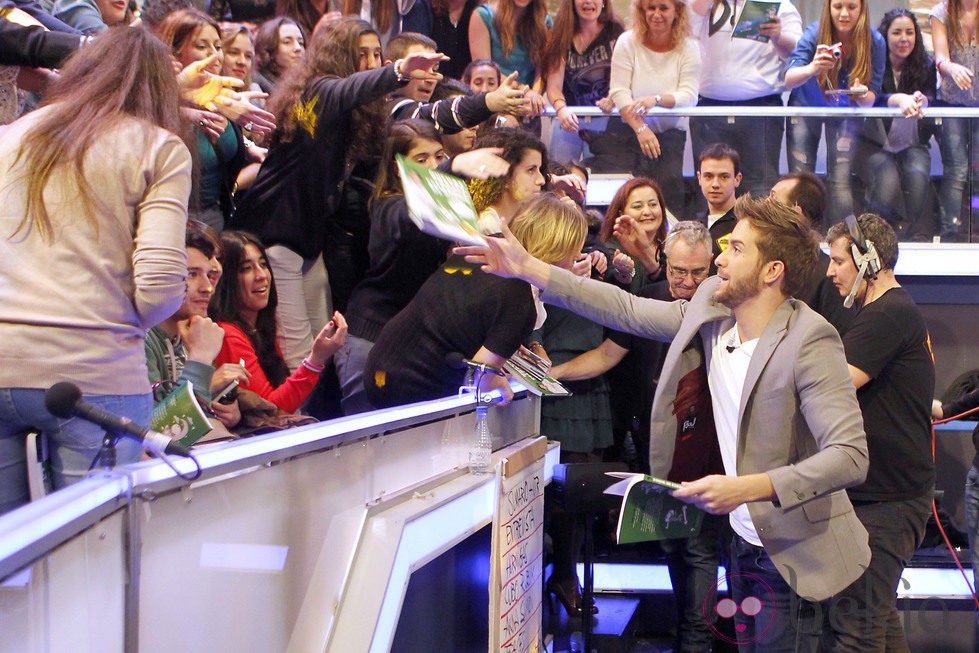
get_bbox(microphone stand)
[89,430,120,472]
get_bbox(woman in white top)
[608,0,701,213]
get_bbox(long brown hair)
[341,0,397,35]
[494,0,549,69]
[944,0,973,51]
[816,0,872,95]
[372,120,443,206]
[254,16,306,81]
[221,22,256,87]
[631,0,689,51]
[267,16,381,145]
[601,177,668,244]
[540,0,620,82]
[158,7,222,59]
[275,0,322,36]
[8,27,186,242]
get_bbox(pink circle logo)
[702,572,778,645]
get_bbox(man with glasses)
[548,222,726,652]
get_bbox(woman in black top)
[233,17,444,370]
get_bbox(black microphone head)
[45,382,82,418]
[445,352,467,370]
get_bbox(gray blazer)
[543,270,871,601]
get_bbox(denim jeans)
[787,116,861,229]
[965,466,979,593]
[824,493,932,652]
[548,117,607,165]
[334,334,375,416]
[937,113,979,237]
[661,513,727,652]
[0,388,150,516]
[719,533,822,653]
[690,94,785,199]
[858,144,932,235]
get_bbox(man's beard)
[713,263,764,309]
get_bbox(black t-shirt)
[843,287,935,501]
[562,21,624,106]
[364,255,536,408]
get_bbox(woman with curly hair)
[233,17,442,370]
[468,127,548,233]
[608,0,700,214]
[252,16,306,94]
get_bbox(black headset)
[842,214,881,308]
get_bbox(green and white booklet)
[396,154,487,246]
[604,473,705,544]
[151,381,213,448]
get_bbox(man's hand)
[672,473,776,515]
[180,315,225,364]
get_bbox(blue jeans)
[0,388,150,516]
[937,113,979,237]
[690,94,784,199]
[662,513,727,652]
[787,116,861,229]
[719,533,822,652]
[825,493,931,652]
[334,334,376,416]
[965,466,979,593]
[859,144,932,235]
[548,117,607,165]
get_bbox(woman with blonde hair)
[0,27,191,514]
[607,0,701,213]
[784,0,885,226]
[364,194,586,408]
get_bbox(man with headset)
[824,214,935,651]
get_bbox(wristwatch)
[653,94,663,106]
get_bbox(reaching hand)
[549,173,586,204]
[209,92,276,135]
[308,311,348,367]
[451,147,509,179]
[611,248,636,282]
[179,55,243,104]
[401,51,449,81]
[523,89,546,117]
[183,107,226,142]
[613,215,657,264]
[588,249,608,275]
[485,72,527,115]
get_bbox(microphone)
[726,344,736,353]
[44,382,192,457]
[444,352,506,378]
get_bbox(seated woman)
[855,9,937,240]
[600,177,668,293]
[211,231,347,414]
[364,194,587,408]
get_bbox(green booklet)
[732,0,780,43]
[604,473,704,544]
[396,154,486,246]
[503,348,572,397]
[151,380,213,448]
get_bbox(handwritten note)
[492,438,547,653]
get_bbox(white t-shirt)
[689,0,803,100]
[708,325,762,545]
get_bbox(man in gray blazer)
[459,194,870,651]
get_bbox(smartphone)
[214,379,239,405]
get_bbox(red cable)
[931,404,979,610]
